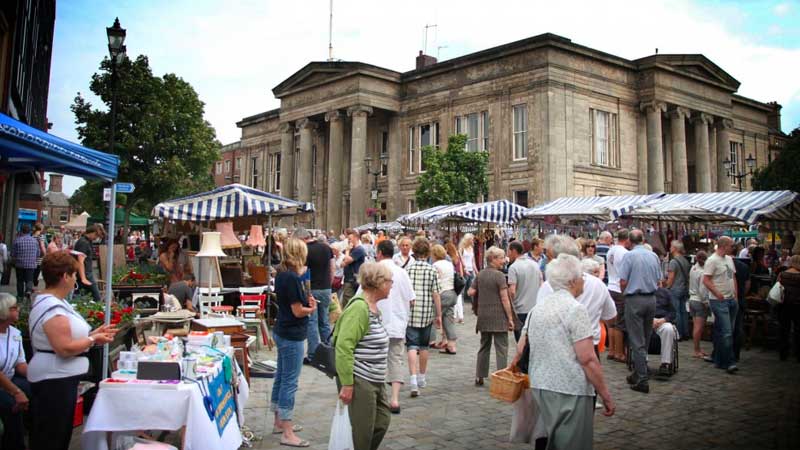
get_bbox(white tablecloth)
[81,374,249,450]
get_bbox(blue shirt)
[618,245,662,295]
[344,245,366,282]
[11,234,40,269]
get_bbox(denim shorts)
[689,300,709,319]
[405,325,433,350]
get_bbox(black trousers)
[778,304,800,361]
[30,375,81,450]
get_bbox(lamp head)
[106,18,127,56]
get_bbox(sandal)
[440,348,457,355]
[280,439,310,448]
[273,424,303,434]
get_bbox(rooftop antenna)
[437,45,448,59]
[328,0,334,61]
[423,23,437,55]
[655,47,659,54]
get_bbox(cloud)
[773,3,791,17]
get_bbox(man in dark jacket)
[653,288,677,380]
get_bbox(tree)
[70,55,220,237]
[752,126,800,193]
[415,134,489,209]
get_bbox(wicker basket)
[489,368,530,403]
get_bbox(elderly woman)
[509,254,615,449]
[468,246,515,386]
[0,293,29,450]
[28,251,117,450]
[688,251,710,358]
[778,255,800,361]
[272,238,317,447]
[581,239,605,281]
[431,244,458,354]
[335,262,392,450]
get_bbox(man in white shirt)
[507,241,542,341]
[703,236,739,374]
[605,229,631,362]
[375,240,415,413]
[392,237,415,270]
[738,238,757,259]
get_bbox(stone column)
[636,113,648,194]
[642,101,667,193]
[669,107,690,193]
[347,105,372,228]
[297,119,315,203]
[708,125,717,192]
[387,114,402,220]
[278,123,294,198]
[716,119,734,192]
[325,110,344,233]
[692,113,713,192]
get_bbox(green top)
[333,296,370,385]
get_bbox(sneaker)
[409,382,419,397]
[418,376,427,388]
[630,382,650,394]
[703,355,714,363]
[726,365,739,374]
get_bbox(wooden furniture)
[744,295,771,350]
[230,332,251,383]
[190,317,246,335]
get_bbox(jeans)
[0,375,30,450]
[669,287,689,339]
[733,296,747,362]
[462,273,475,303]
[307,289,332,357]
[15,267,34,299]
[271,332,305,421]
[709,299,738,370]
[79,272,102,302]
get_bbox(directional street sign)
[116,183,135,193]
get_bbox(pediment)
[273,62,401,98]
[636,54,740,91]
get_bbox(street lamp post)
[103,17,126,379]
[365,154,388,231]
[723,153,756,192]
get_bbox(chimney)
[415,50,437,70]
[49,173,63,193]
[767,101,782,132]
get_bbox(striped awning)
[396,203,473,226]
[448,200,527,225]
[524,193,664,222]
[152,184,314,221]
[622,191,800,225]
[354,221,405,233]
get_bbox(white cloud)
[773,2,791,17]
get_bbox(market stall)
[354,221,406,233]
[524,193,665,223]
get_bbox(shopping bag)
[768,281,784,305]
[509,389,536,443]
[328,400,354,450]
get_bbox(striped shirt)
[407,260,441,328]
[353,311,389,383]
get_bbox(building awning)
[0,112,119,181]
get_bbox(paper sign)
[208,370,236,436]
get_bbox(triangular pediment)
[636,54,740,91]
[272,62,401,98]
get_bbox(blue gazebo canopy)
[0,112,119,181]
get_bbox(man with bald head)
[618,229,662,394]
[703,236,739,374]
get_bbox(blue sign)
[115,182,135,193]
[18,209,37,221]
[208,370,236,436]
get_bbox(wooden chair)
[198,293,228,318]
[238,293,270,350]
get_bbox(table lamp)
[246,225,266,247]
[215,222,242,249]
[197,232,226,291]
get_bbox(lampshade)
[215,222,242,249]
[196,232,226,257]
[246,225,267,247]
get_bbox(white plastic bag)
[328,400,354,450]
[509,389,536,443]
[768,281,784,305]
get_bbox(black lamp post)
[106,18,126,157]
[723,153,756,192]
[365,153,389,230]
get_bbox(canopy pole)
[102,182,117,379]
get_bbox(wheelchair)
[626,323,679,376]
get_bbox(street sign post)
[116,182,135,193]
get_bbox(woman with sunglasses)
[581,239,605,281]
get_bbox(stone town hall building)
[215,33,785,231]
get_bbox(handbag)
[768,281,784,305]
[332,275,343,291]
[311,338,337,379]
[453,272,466,295]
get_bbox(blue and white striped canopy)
[524,193,664,222]
[396,203,473,226]
[354,221,406,233]
[622,191,800,225]
[448,200,527,225]
[152,184,314,221]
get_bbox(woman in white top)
[459,234,478,304]
[0,293,29,450]
[688,251,710,358]
[28,251,117,450]
[431,245,458,354]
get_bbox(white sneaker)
[409,382,419,397]
[418,376,427,388]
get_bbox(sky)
[47,0,800,196]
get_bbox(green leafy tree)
[70,55,220,237]
[752,126,800,192]
[415,134,489,209]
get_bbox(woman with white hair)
[509,254,615,449]
[0,293,29,450]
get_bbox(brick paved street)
[242,311,800,450]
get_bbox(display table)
[81,369,249,450]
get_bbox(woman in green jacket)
[334,262,393,450]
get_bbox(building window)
[224,160,231,173]
[59,210,69,222]
[251,157,259,188]
[380,201,387,222]
[513,190,529,208]
[455,112,488,152]
[271,153,281,193]
[312,145,317,188]
[513,104,528,160]
[729,141,742,186]
[407,199,417,214]
[216,161,222,175]
[380,132,388,177]
[591,109,618,168]
[408,127,416,174]
[235,157,242,178]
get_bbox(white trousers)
[655,322,677,364]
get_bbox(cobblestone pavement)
[241,311,799,450]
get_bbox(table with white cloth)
[81,364,249,450]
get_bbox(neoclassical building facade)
[221,33,785,231]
